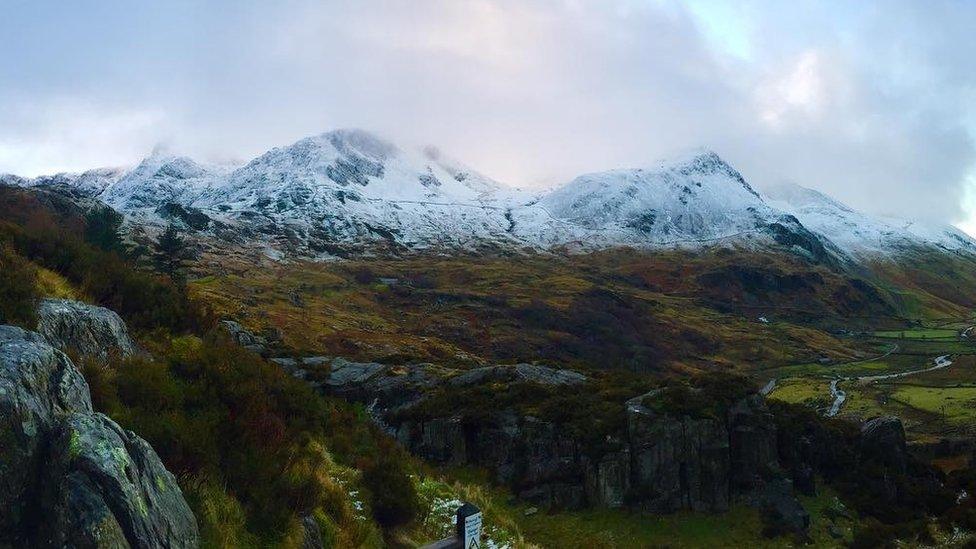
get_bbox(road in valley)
[825,355,953,417]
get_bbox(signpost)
[459,504,482,549]
[421,502,482,549]
[456,502,482,549]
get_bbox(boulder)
[219,320,267,355]
[756,478,810,538]
[36,298,139,360]
[43,413,199,548]
[358,364,441,411]
[859,416,908,475]
[0,326,92,537]
[325,358,387,392]
[0,325,199,548]
[514,364,587,386]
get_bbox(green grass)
[769,379,830,407]
[890,385,976,423]
[512,487,852,548]
[771,359,898,379]
[872,328,959,340]
[413,468,855,548]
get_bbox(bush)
[362,441,420,529]
[84,332,406,542]
[0,245,38,327]
[0,214,210,334]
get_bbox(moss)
[68,429,82,459]
[110,445,130,472]
[136,494,149,518]
[155,475,168,493]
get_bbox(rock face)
[304,359,808,532]
[860,416,909,475]
[0,325,198,548]
[36,299,139,360]
[449,364,587,387]
[624,391,779,513]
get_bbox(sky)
[2,0,976,233]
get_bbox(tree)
[153,225,190,282]
[84,208,125,253]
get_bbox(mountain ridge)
[3,128,973,262]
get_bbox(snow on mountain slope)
[0,167,125,197]
[100,151,231,214]
[764,183,976,257]
[537,149,835,259]
[6,128,972,262]
[180,129,533,253]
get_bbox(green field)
[872,328,959,340]
[890,385,976,423]
[769,378,831,407]
[768,316,976,442]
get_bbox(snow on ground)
[764,182,976,258]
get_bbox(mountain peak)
[315,128,398,161]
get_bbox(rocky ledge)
[36,298,140,360]
[0,325,198,548]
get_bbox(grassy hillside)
[188,251,888,376]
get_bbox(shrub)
[0,245,38,327]
[0,214,210,334]
[362,441,420,529]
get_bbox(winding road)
[825,354,954,417]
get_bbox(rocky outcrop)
[309,360,807,531]
[36,298,139,360]
[449,364,587,387]
[219,320,282,356]
[0,325,199,548]
[625,391,779,513]
[860,416,909,476]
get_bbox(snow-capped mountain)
[1,167,125,197]
[2,128,973,261]
[538,149,833,260]
[764,183,976,257]
[181,129,529,253]
[101,152,231,213]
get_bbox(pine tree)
[153,225,188,281]
[85,208,125,253]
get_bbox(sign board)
[462,511,482,549]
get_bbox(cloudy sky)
[3,0,976,232]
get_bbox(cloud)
[0,0,974,227]
[0,98,168,176]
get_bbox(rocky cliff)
[296,358,810,533]
[0,325,198,548]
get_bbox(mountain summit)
[3,130,973,261]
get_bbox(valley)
[770,322,976,445]
[5,131,976,548]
